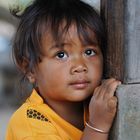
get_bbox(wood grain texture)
[101,0,125,81]
[101,0,140,83]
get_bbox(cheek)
[40,63,69,86]
[96,56,103,72]
[88,58,103,78]
[90,55,103,67]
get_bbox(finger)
[103,80,121,100]
[97,78,118,99]
[92,86,101,98]
[101,78,116,85]
[107,96,118,113]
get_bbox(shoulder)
[8,103,29,128]
[6,102,59,140]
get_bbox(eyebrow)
[48,43,65,51]
[82,41,98,46]
[49,42,99,52]
[48,35,99,52]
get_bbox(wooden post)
[101,0,140,84]
[101,0,124,81]
[101,0,140,140]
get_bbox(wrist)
[85,121,109,134]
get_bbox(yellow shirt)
[6,89,83,140]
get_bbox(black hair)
[11,0,106,80]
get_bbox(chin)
[68,92,91,102]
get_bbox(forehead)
[41,23,98,47]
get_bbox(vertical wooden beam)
[101,0,124,81]
[101,0,140,83]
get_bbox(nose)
[70,58,88,74]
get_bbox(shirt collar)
[26,89,44,104]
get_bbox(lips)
[69,80,90,89]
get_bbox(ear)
[27,72,36,84]
[18,57,29,74]
[19,57,36,84]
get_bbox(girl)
[6,0,121,140]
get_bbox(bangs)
[39,17,99,48]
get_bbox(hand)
[88,78,121,132]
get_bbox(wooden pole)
[101,0,124,81]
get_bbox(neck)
[45,99,84,130]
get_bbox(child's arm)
[81,78,121,140]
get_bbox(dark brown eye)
[85,49,96,57]
[56,51,68,59]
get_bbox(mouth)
[69,80,90,89]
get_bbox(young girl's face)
[33,25,103,102]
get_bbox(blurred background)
[0,0,16,139]
[0,0,100,139]
[0,1,20,139]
